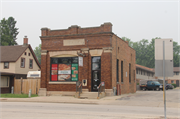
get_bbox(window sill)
[49,82,76,84]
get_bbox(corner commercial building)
[39,23,136,96]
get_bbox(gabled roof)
[0,45,28,62]
[136,64,154,73]
[0,45,41,68]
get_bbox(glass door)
[91,57,101,92]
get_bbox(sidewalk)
[1,94,179,108]
[0,95,120,104]
[1,89,180,108]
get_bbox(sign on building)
[79,57,83,66]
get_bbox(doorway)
[91,57,101,92]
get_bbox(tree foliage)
[0,17,19,46]
[34,44,41,64]
[122,37,180,68]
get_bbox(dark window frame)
[29,59,33,69]
[21,57,25,68]
[50,57,79,82]
[4,62,9,69]
[117,59,119,82]
[134,70,135,82]
[28,53,30,56]
[129,63,131,83]
[121,61,123,83]
[24,52,27,55]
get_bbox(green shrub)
[171,83,176,88]
[137,83,139,85]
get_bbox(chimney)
[23,36,28,45]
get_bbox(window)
[117,59,119,82]
[121,61,123,82]
[29,59,33,69]
[0,76,9,87]
[28,53,30,56]
[134,70,135,82]
[4,62,9,69]
[50,57,78,82]
[129,63,131,83]
[176,72,179,75]
[171,80,174,83]
[21,58,25,68]
[24,52,26,55]
[118,47,119,53]
[92,57,101,70]
[136,70,138,74]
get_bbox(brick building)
[40,23,136,96]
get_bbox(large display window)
[50,57,78,81]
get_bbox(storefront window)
[51,57,78,82]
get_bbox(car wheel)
[156,87,160,91]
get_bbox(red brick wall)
[41,55,47,88]
[112,35,136,94]
[40,23,135,93]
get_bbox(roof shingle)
[0,45,28,62]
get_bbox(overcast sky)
[1,0,179,49]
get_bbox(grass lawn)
[0,93,38,98]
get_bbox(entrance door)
[91,57,101,92]
[92,71,101,91]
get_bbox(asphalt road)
[1,102,180,119]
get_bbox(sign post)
[155,39,173,119]
[163,41,166,119]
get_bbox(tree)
[34,44,41,64]
[7,17,19,44]
[121,37,133,47]
[0,17,19,46]
[173,41,180,67]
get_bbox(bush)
[171,83,176,88]
[137,83,139,85]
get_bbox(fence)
[14,78,41,94]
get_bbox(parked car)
[166,84,174,89]
[140,81,168,91]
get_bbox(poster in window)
[51,64,57,81]
[58,64,71,74]
[58,64,71,81]
[71,64,78,81]
[58,74,71,81]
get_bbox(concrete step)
[79,92,99,99]
[47,91,76,96]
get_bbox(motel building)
[39,23,136,98]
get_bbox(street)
[1,102,179,119]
